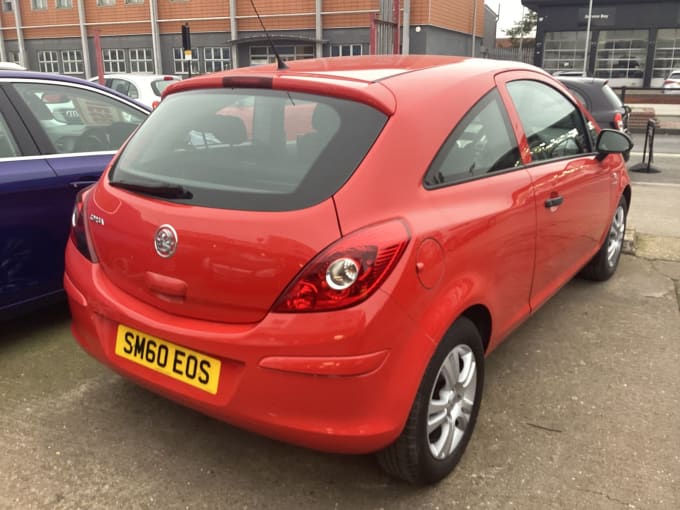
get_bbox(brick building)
[0,0,485,77]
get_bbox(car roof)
[556,76,608,88]
[0,70,153,110]
[164,55,545,114]
[98,73,180,82]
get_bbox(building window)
[103,49,126,73]
[3,0,12,11]
[56,0,72,7]
[7,51,20,64]
[653,28,680,87]
[129,48,153,73]
[204,47,230,73]
[542,31,587,74]
[96,0,115,5]
[32,0,47,9]
[61,50,83,74]
[173,47,199,75]
[124,0,143,3]
[595,30,648,85]
[330,44,362,57]
[38,51,59,73]
[250,45,314,65]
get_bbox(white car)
[89,73,180,107]
[0,61,27,70]
[662,69,680,94]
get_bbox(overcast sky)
[488,0,532,37]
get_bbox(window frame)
[128,48,154,73]
[102,48,127,73]
[56,0,72,8]
[423,88,522,190]
[37,50,60,73]
[61,49,83,74]
[505,79,594,165]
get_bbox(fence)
[484,47,534,65]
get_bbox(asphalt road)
[2,136,679,509]
[2,253,679,509]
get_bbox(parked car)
[90,73,180,107]
[0,62,26,71]
[556,76,631,134]
[65,56,632,484]
[662,69,680,94]
[0,71,150,318]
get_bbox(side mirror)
[595,129,633,161]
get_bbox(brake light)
[70,188,98,262]
[222,76,273,89]
[151,100,160,109]
[272,220,410,313]
[613,112,624,131]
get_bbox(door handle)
[544,195,564,208]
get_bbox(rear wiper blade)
[109,180,193,199]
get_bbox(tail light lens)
[613,112,624,131]
[272,219,410,313]
[151,100,160,109]
[70,187,98,262]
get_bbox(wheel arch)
[460,304,492,354]
[622,185,631,211]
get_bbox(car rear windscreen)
[109,88,387,211]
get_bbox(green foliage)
[504,10,538,42]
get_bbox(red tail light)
[151,100,160,109]
[613,112,624,131]
[272,220,410,313]
[70,187,98,262]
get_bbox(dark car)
[556,76,630,134]
[0,71,150,318]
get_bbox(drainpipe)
[11,0,26,67]
[471,0,477,57]
[402,0,410,55]
[149,0,162,73]
[229,0,238,68]
[77,0,91,78]
[0,13,6,61]
[315,0,322,57]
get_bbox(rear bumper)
[64,241,435,454]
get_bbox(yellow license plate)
[115,325,221,395]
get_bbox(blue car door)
[0,78,148,316]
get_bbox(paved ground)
[1,142,679,509]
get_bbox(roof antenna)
[248,0,288,70]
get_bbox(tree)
[505,10,538,46]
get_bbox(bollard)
[630,119,661,173]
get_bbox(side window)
[424,89,521,187]
[13,82,147,154]
[0,114,20,158]
[507,80,591,162]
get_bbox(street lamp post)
[583,0,594,76]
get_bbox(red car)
[65,56,632,484]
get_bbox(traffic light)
[182,23,191,52]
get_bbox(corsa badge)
[154,224,178,258]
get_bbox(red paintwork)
[65,55,630,454]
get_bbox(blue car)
[0,71,150,318]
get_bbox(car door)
[421,88,536,349]
[1,79,148,313]
[497,73,612,310]
[0,87,64,311]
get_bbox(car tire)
[377,317,484,484]
[580,195,628,281]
